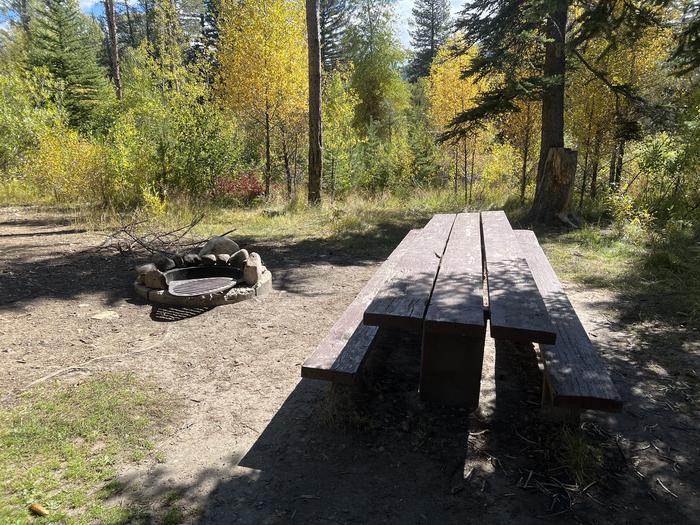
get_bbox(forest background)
[0,0,698,236]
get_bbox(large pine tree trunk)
[533,148,578,226]
[306,0,323,204]
[104,0,122,99]
[529,0,570,223]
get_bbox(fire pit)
[133,236,272,307]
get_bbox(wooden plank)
[515,229,622,411]
[481,210,556,344]
[363,214,456,332]
[424,212,485,336]
[301,229,421,384]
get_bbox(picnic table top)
[364,210,557,344]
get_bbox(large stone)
[201,253,217,266]
[153,255,176,271]
[199,236,240,257]
[243,252,266,285]
[143,268,168,289]
[135,263,157,284]
[228,249,249,269]
[183,253,201,266]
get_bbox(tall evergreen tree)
[407,0,450,81]
[29,0,108,128]
[448,0,667,223]
[345,0,408,135]
[319,0,349,70]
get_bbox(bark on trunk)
[528,0,568,222]
[532,148,579,226]
[306,0,323,204]
[104,0,122,99]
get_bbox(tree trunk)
[292,134,299,198]
[104,0,122,99]
[453,143,458,193]
[306,0,323,204]
[124,1,137,46]
[608,143,617,188]
[469,135,476,205]
[590,128,602,198]
[282,130,293,201]
[463,136,468,204]
[144,0,153,45]
[264,106,271,198]
[519,104,532,203]
[529,0,568,222]
[614,140,625,187]
[578,102,594,208]
[330,155,336,200]
[531,148,578,226]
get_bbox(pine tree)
[152,0,184,90]
[345,0,408,135]
[319,0,350,70]
[448,0,667,223]
[407,0,450,81]
[29,0,108,129]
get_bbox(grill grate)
[168,276,237,297]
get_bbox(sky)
[395,0,465,46]
[1,0,466,49]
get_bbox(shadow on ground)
[0,214,428,313]
[109,319,698,524]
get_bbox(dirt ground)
[1,206,698,524]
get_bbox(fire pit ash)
[133,236,272,307]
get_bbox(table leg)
[419,326,486,410]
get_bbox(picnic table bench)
[301,211,622,416]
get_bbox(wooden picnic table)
[302,211,621,417]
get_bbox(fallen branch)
[20,329,172,391]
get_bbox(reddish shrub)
[215,171,264,205]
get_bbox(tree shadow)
[0,216,427,312]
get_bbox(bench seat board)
[363,214,456,332]
[515,229,622,411]
[424,212,485,335]
[301,229,421,383]
[481,211,557,344]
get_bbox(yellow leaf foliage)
[427,41,483,131]
[218,0,308,127]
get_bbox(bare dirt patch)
[1,206,698,524]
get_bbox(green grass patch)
[541,222,700,328]
[0,373,175,524]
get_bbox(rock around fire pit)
[133,236,272,307]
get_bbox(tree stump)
[529,147,579,226]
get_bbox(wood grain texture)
[363,214,456,332]
[481,210,556,344]
[301,230,421,383]
[515,229,622,411]
[424,212,485,335]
